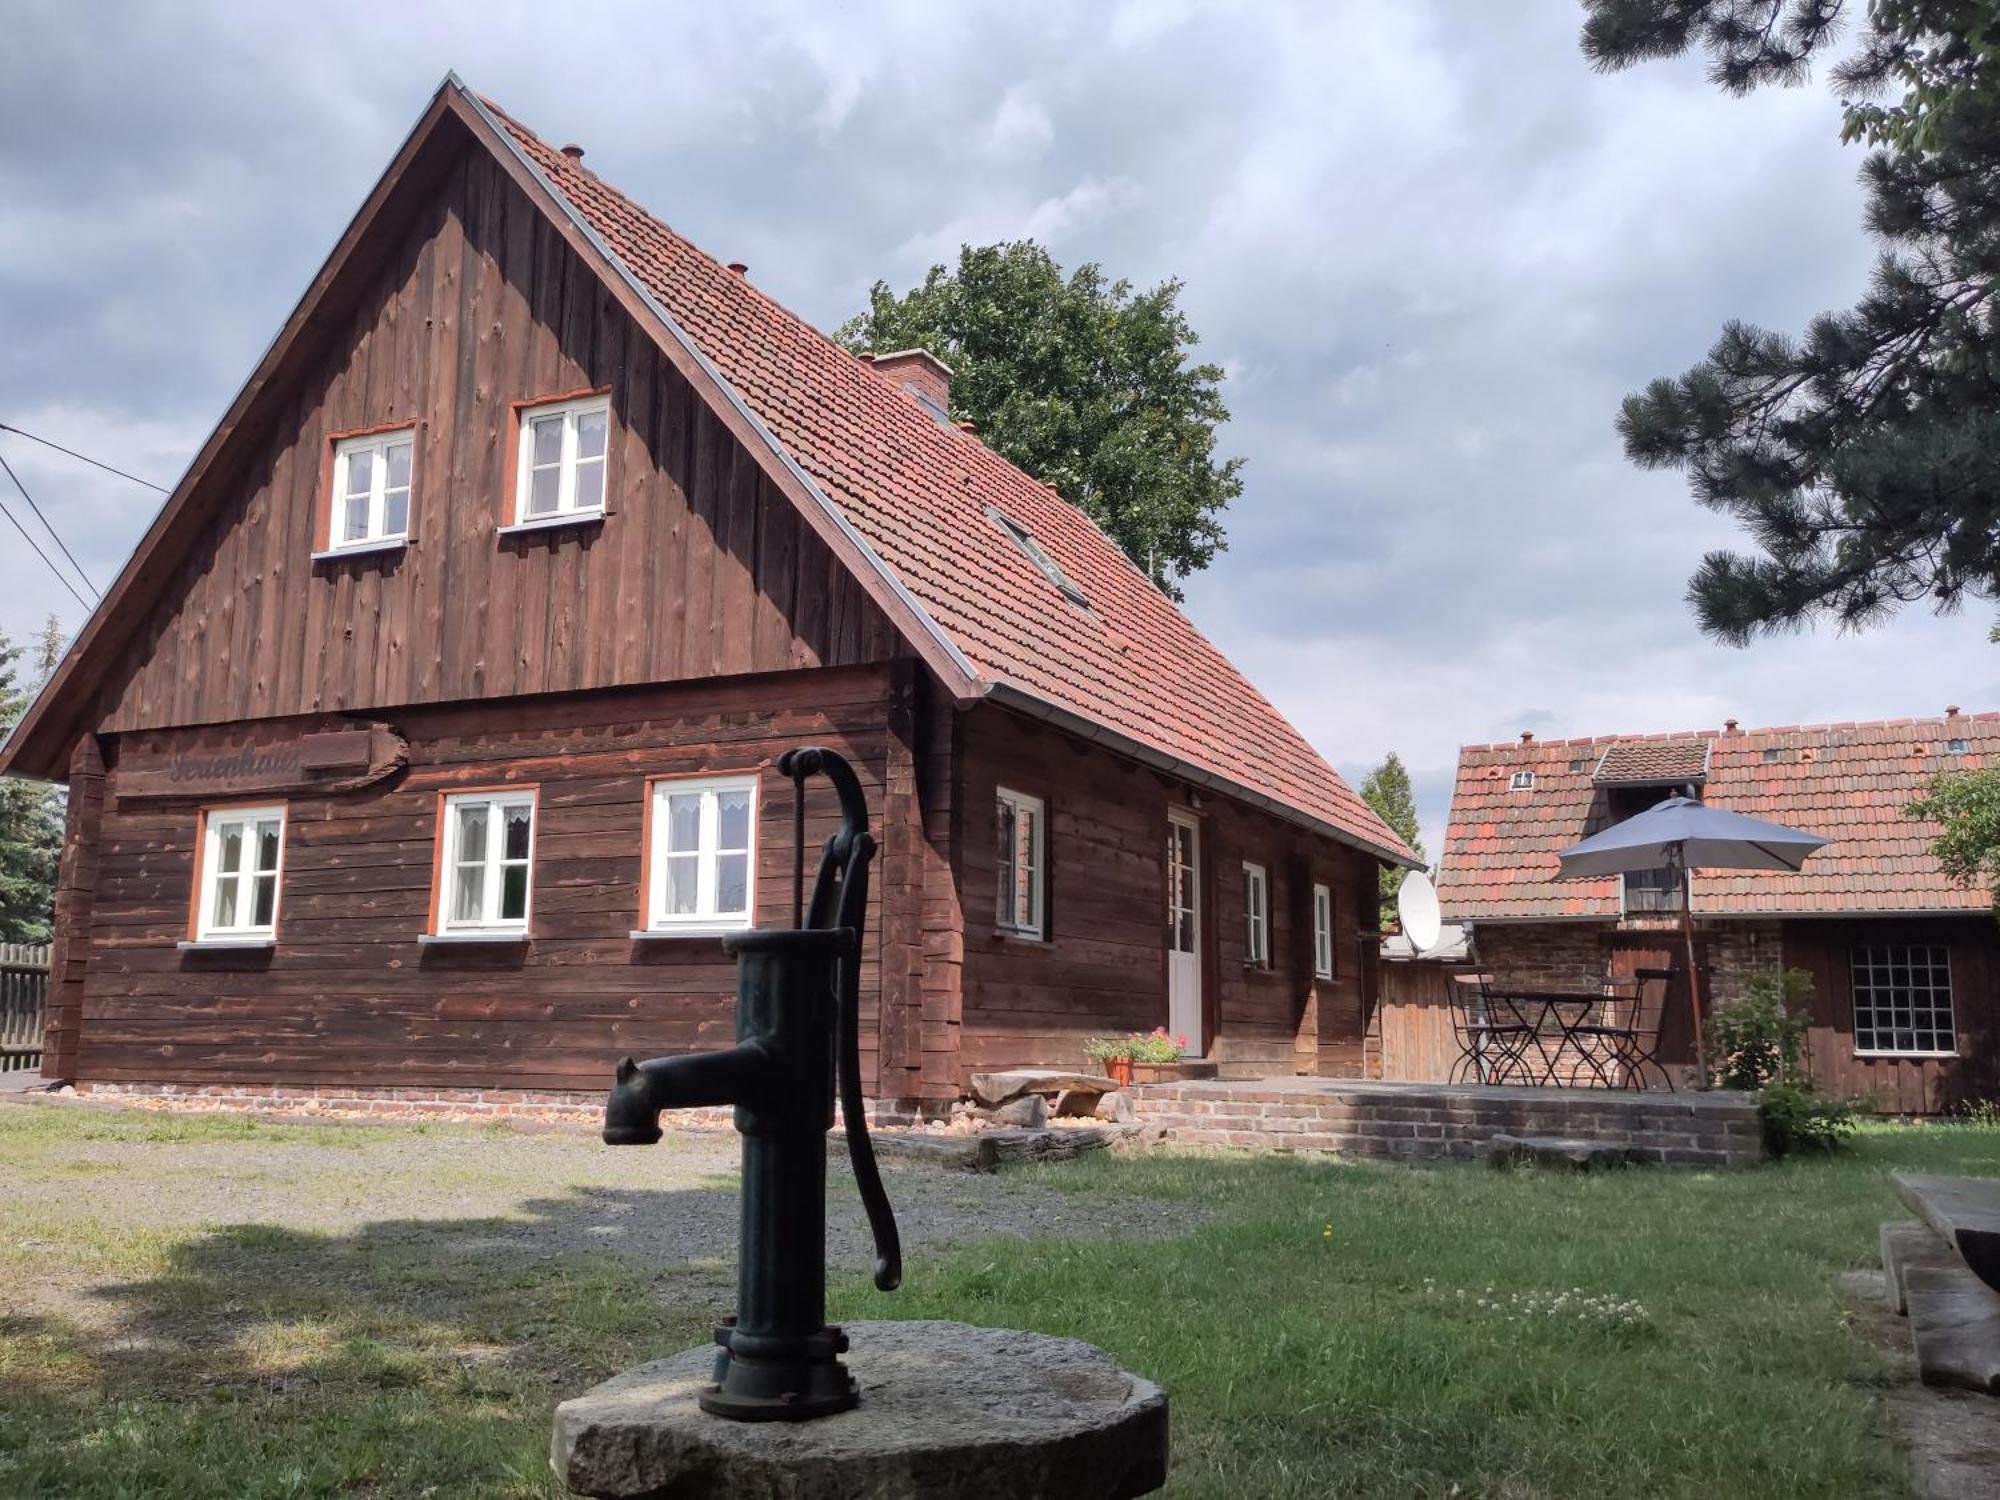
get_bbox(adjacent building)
[0,78,1414,1114]
[1436,712,2000,1110]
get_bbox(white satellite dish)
[1396,869,1442,955]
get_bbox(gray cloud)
[4,0,1993,855]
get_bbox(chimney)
[727,261,749,277]
[561,143,586,162]
[1724,718,1738,733]
[1947,704,1962,717]
[867,348,953,417]
[1519,730,1534,745]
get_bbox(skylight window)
[986,506,1088,610]
[1509,770,1535,791]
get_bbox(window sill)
[1853,1049,1959,1060]
[498,511,606,538]
[419,931,530,946]
[995,927,1046,944]
[312,538,410,562]
[630,926,751,942]
[177,937,275,952]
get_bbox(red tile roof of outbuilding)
[483,100,1413,865]
[1437,714,2000,920]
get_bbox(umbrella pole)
[1680,851,1708,1089]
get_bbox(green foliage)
[1758,1080,1864,1156]
[0,621,63,944]
[1582,1,2000,642]
[1359,752,1425,927]
[1083,1027,1188,1064]
[1907,764,2000,909]
[1705,967,1815,1089]
[836,241,1242,599]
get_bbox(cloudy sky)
[4,1,1994,853]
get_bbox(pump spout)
[602,1042,772,1146]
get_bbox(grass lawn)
[2,1104,1994,1497]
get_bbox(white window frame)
[509,394,610,529]
[1510,770,1535,791]
[643,774,760,936]
[1313,882,1334,979]
[1851,943,1958,1058]
[436,790,537,935]
[995,786,1046,939]
[324,429,414,554]
[194,805,286,943]
[1243,861,1269,967]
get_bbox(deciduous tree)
[838,241,1242,598]
[1361,752,1426,927]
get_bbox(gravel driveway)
[2,1097,1201,1290]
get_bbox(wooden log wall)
[76,666,922,1095]
[96,144,896,738]
[954,704,1381,1082]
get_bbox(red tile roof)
[1437,714,2000,920]
[1592,740,1710,785]
[483,99,1412,864]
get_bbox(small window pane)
[257,821,282,874]
[252,874,277,928]
[457,805,488,863]
[212,878,239,929]
[531,416,564,466]
[218,825,243,875]
[716,853,749,916]
[343,494,369,543]
[500,865,528,921]
[385,442,411,490]
[452,863,483,922]
[663,853,699,915]
[346,450,373,496]
[576,407,607,459]
[383,489,408,537]
[667,793,702,852]
[504,805,532,861]
[717,789,751,850]
[528,466,560,516]
[573,458,605,512]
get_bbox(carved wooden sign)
[115,724,408,803]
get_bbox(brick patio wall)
[1137,1082,1764,1169]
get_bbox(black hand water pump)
[600,746,901,1421]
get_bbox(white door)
[1167,811,1203,1054]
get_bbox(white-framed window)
[1243,861,1269,967]
[1313,882,1334,979]
[438,790,536,933]
[1852,944,1957,1057]
[1510,770,1535,791]
[996,787,1045,938]
[646,774,758,933]
[327,429,413,551]
[512,394,609,525]
[196,805,286,941]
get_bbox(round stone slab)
[552,1319,1169,1499]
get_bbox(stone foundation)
[1137,1078,1763,1169]
[76,1080,948,1130]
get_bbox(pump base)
[698,1320,859,1422]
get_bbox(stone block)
[1904,1264,2000,1394]
[1892,1172,2000,1295]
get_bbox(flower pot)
[1103,1056,1135,1087]
[1130,1060,1219,1085]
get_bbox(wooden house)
[1432,713,2000,1111]
[0,78,1415,1114]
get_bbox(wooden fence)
[1,942,50,1075]
[1372,958,1462,1082]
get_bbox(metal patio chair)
[1446,972,1537,1086]
[1566,966,1675,1091]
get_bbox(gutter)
[985,680,1420,869]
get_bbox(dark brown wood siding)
[955,704,1381,1081]
[95,144,895,737]
[75,667,917,1094]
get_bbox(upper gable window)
[327,430,413,553]
[986,506,1088,610]
[511,393,609,528]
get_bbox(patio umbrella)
[1555,796,1827,1084]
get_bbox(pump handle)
[777,748,903,1293]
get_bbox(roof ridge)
[1457,709,1996,755]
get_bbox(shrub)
[1082,1029,1188,1065]
[1705,969,1813,1090]
[1758,1081,1861,1157]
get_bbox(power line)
[0,489,92,613]
[0,451,99,601]
[0,422,168,493]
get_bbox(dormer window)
[509,393,609,529]
[986,506,1088,610]
[1949,738,1969,755]
[1509,770,1535,791]
[324,429,413,553]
